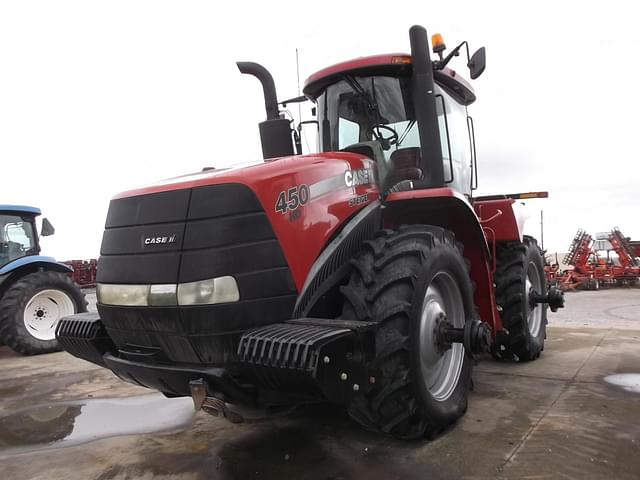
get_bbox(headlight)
[97,284,149,306]
[177,276,240,305]
[97,276,239,306]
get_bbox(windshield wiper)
[344,76,387,145]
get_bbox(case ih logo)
[144,234,178,245]
[344,168,372,187]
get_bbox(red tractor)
[57,26,564,438]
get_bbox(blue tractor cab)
[0,205,86,355]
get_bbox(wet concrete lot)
[1,289,639,479]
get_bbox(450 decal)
[275,184,310,214]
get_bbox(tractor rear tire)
[0,272,87,355]
[493,236,547,362]
[340,225,475,439]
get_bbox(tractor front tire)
[493,236,547,361]
[0,272,87,355]
[340,225,475,439]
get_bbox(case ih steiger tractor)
[0,205,86,355]
[57,26,564,438]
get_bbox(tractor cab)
[303,53,478,196]
[0,206,43,270]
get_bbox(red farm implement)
[556,228,640,290]
[63,259,98,288]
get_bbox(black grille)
[96,183,298,365]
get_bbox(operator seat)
[384,147,423,193]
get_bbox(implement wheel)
[340,225,475,439]
[493,236,547,361]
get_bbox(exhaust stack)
[409,25,445,188]
[237,61,294,160]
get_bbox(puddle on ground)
[604,374,640,393]
[0,393,194,456]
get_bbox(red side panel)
[113,153,380,291]
[472,198,525,242]
[385,188,503,333]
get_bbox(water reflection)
[0,393,194,455]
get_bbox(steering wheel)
[370,124,399,150]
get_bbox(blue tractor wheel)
[0,271,87,355]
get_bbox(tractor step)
[237,318,376,404]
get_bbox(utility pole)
[540,210,544,252]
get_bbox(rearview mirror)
[41,218,55,237]
[468,47,486,80]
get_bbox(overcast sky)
[1,1,638,260]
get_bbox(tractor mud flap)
[237,318,376,404]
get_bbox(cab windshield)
[317,75,418,157]
[0,214,38,269]
[316,74,472,195]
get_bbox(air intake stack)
[237,61,294,160]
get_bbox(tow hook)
[437,317,493,355]
[189,379,243,423]
[530,286,565,312]
[189,378,290,424]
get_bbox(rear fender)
[0,256,72,298]
[472,198,528,242]
[384,188,502,332]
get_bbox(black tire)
[493,236,547,362]
[340,225,475,439]
[0,271,87,355]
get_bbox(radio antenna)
[295,48,302,124]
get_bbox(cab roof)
[303,53,476,105]
[303,54,412,99]
[0,204,41,216]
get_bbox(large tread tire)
[0,271,87,355]
[493,236,547,362]
[340,225,475,439]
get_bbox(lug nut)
[353,384,360,392]
[323,356,331,364]
[369,376,376,384]
[340,372,348,381]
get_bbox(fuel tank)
[96,153,380,365]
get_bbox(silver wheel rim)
[526,262,543,337]
[23,289,75,341]
[419,272,465,402]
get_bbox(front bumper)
[56,312,377,406]
[55,312,250,400]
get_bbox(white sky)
[1,1,639,260]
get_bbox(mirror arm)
[433,41,469,70]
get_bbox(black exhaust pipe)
[237,61,294,160]
[409,25,445,188]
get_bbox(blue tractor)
[0,205,86,355]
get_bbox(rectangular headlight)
[97,276,239,307]
[177,276,240,305]
[149,284,177,306]
[97,284,149,306]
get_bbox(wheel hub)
[23,289,75,341]
[419,272,465,402]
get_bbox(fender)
[472,198,528,242]
[0,255,72,276]
[293,200,382,318]
[383,187,502,332]
[0,256,73,295]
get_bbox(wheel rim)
[526,262,543,337]
[23,289,75,341]
[419,272,465,402]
